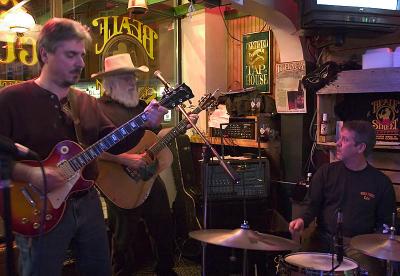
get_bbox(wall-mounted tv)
[301,0,400,33]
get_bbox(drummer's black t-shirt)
[300,161,396,237]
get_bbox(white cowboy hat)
[91,53,149,79]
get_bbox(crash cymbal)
[350,234,400,262]
[189,228,300,251]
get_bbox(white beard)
[109,89,139,108]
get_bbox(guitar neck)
[148,106,202,156]
[67,96,174,172]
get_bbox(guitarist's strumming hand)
[101,152,149,169]
[13,163,66,193]
[144,100,168,129]
[100,152,152,170]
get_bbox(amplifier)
[204,158,269,200]
[210,118,256,140]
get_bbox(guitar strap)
[63,88,89,149]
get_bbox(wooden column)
[51,0,63,18]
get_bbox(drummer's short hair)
[343,120,376,156]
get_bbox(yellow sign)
[0,36,38,65]
[92,16,158,59]
[0,79,22,87]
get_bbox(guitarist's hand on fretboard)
[185,113,199,130]
[143,100,168,129]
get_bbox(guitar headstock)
[160,83,194,109]
[198,89,221,110]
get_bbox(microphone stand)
[200,145,210,276]
[330,209,343,275]
[176,103,241,276]
[0,154,16,276]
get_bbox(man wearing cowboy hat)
[92,53,198,276]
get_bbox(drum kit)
[189,220,400,276]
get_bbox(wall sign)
[91,16,160,99]
[242,31,271,93]
[275,60,306,113]
[91,16,158,59]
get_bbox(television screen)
[317,0,398,10]
[301,0,400,33]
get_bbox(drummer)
[289,120,397,276]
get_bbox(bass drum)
[279,252,359,275]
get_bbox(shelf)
[317,68,400,94]
[316,68,400,148]
[317,142,400,150]
[189,135,280,149]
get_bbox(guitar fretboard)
[67,96,173,172]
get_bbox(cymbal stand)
[201,145,210,276]
[386,212,396,276]
[176,103,240,276]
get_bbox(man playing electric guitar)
[0,19,169,276]
[92,53,198,276]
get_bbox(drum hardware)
[350,213,399,276]
[329,209,344,273]
[277,252,360,276]
[192,147,299,275]
[189,225,300,251]
[190,221,300,276]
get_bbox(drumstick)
[291,231,301,244]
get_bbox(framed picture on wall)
[242,31,271,93]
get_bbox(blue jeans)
[16,188,112,276]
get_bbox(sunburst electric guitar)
[96,90,220,209]
[0,84,193,237]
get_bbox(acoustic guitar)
[96,90,220,209]
[0,84,193,237]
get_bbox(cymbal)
[189,228,300,251]
[350,234,400,262]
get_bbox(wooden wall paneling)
[226,16,270,90]
[367,151,400,203]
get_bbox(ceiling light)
[127,0,148,16]
[3,8,35,34]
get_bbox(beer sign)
[243,31,271,93]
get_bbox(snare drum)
[279,252,359,275]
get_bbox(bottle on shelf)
[320,113,329,142]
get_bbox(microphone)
[336,208,344,263]
[154,70,172,90]
[0,135,40,160]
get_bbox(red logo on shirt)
[360,192,375,201]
